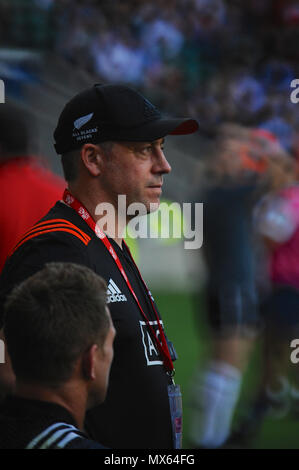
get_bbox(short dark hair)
[4,263,109,386]
[61,142,114,182]
[61,149,81,182]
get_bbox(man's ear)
[80,143,103,177]
[82,344,99,381]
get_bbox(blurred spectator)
[91,31,147,85]
[228,73,267,122]
[259,116,294,152]
[189,124,265,449]
[259,60,294,93]
[228,151,299,446]
[0,103,65,273]
[0,103,64,401]
[141,12,184,62]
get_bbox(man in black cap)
[0,84,198,449]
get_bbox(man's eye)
[141,146,152,153]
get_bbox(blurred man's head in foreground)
[4,262,115,408]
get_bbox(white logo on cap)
[74,113,94,130]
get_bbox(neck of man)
[67,183,126,248]
[15,379,87,430]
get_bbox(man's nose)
[153,149,172,174]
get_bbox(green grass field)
[153,290,299,449]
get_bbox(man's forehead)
[118,138,165,147]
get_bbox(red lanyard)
[63,189,174,375]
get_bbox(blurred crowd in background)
[1,0,299,157]
[1,0,299,449]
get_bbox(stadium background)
[1,0,299,448]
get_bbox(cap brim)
[108,118,199,142]
[169,119,200,136]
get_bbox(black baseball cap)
[54,84,199,154]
